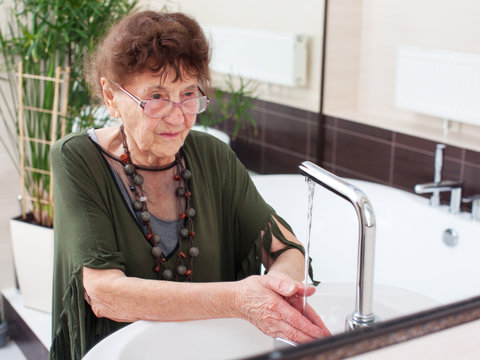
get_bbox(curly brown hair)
[85,11,211,100]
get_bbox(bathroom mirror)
[320,0,480,316]
[231,1,480,349]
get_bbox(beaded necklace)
[119,125,198,281]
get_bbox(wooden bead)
[140,211,151,222]
[181,169,192,180]
[124,164,135,175]
[120,153,129,163]
[133,200,143,211]
[176,265,187,276]
[179,227,189,238]
[133,174,144,185]
[189,247,199,258]
[186,208,196,218]
[151,246,163,258]
[162,269,173,280]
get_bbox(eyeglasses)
[111,80,209,118]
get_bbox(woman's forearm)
[268,248,305,282]
[266,217,306,282]
[83,266,330,342]
[83,267,237,322]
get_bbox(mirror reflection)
[320,0,480,315]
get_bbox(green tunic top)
[49,130,305,359]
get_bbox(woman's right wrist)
[223,279,246,320]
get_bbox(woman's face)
[110,68,199,166]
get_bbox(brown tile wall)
[321,115,480,211]
[216,99,480,212]
[214,98,319,174]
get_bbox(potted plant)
[196,74,259,143]
[0,0,137,313]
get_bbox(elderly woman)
[50,10,330,359]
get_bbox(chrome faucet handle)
[432,144,446,207]
[414,180,463,193]
[434,144,446,183]
[414,180,463,213]
[462,195,480,221]
[450,187,462,214]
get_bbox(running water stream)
[303,178,315,315]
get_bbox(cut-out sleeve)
[221,145,315,283]
[50,134,131,359]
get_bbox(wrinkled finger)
[303,304,331,336]
[261,274,298,298]
[270,319,319,344]
[293,284,316,298]
[277,300,327,339]
[286,296,331,337]
[286,293,313,314]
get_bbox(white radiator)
[203,24,308,87]
[395,45,480,127]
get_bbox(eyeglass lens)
[143,97,209,117]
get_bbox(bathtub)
[251,174,480,305]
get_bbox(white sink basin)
[83,282,440,360]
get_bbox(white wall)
[324,0,480,151]
[0,154,21,292]
[322,0,363,113]
[140,0,326,112]
[0,0,21,292]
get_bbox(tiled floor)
[2,287,51,348]
[1,288,51,360]
[0,340,27,359]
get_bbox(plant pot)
[10,216,54,313]
[0,321,7,348]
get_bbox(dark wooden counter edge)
[246,294,480,360]
[2,294,49,360]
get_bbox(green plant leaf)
[0,0,137,226]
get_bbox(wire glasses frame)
[111,80,210,118]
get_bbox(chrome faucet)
[414,180,463,213]
[414,144,463,213]
[462,195,480,221]
[299,161,377,330]
[432,144,446,206]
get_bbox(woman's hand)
[234,272,331,343]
